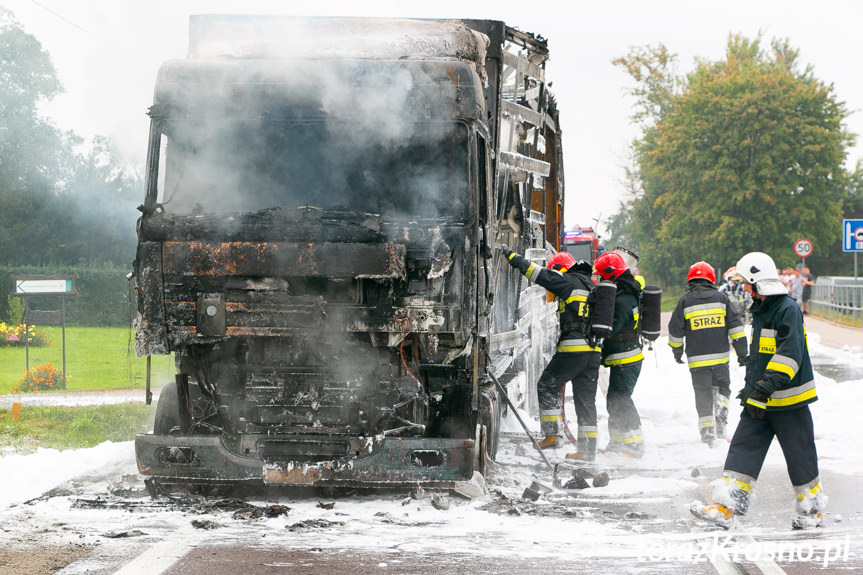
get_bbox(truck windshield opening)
[155,119,469,219]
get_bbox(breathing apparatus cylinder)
[590,280,617,342]
[641,285,662,341]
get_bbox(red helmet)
[594,252,627,281]
[547,251,576,272]
[687,261,715,283]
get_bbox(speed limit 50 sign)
[793,238,813,258]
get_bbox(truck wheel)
[153,381,181,435]
[479,385,501,460]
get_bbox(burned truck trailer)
[133,16,565,488]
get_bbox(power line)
[29,0,95,38]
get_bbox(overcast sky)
[5,0,863,238]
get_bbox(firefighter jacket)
[505,252,598,353]
[668,280,748,369]
[602,271,643,367]
[742,294,816,411]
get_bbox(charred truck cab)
[133,16,565,489]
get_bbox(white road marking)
[113,536,198,575]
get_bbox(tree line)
[0,9,139,271]
[604,35,863,288]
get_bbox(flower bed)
[0,323,52,347]
[11,363,68,392]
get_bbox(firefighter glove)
[673,353,684,364]
[738,355,749,367]
[500,244,515,260]
[744,382,771,420]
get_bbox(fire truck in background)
[562,226,601,264]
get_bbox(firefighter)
[691,252,825,530]
[668,261,748,446]
[501,246,602,460]
[593,251,645,457]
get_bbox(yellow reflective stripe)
[767,387,817,407]
[605,349,644,365]
[796,481,822,500]
[733,479,752,493]
[730,331,746,340]
[767,354,799,378]
[668,340,683,348]
[507,252,516,260]
[565,294,588,305]
[688,356,729,368]
[525,262,539,280]
[540,414,561,422]
[577,429,598,439]
[684,305,725,319]
[746,397,767,409]
[609,434,626,442]
[622,434,643,444]
[699,416,714,428]
[558,344,600,353]
[766,361,796,379]
[558,338,600,353]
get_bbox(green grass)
[0,403,155,452]
[0,326,174,395]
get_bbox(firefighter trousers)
[724,406,819,487]
[691,364,731,436]
[606,361,643,449]
[537,350,601,438]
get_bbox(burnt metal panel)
[163,241,406,279]
[134,241,170,356]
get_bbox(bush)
[12,363,68,393]
[0,323,52,347]
[6,295,24,325]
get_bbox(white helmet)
[735,252,787,296]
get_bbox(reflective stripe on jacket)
[668,281,748,369]
[507,252,598,349]
[744,294,816,411]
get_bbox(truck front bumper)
[135,433,477,488]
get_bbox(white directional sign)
[15,278,74,295]
[793,238,813,258]
[843,219,863,252]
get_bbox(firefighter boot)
[700,425,716,447]
[792,483,827,530]
[537,436,560,449]
[566,437,597,462]
[689,501,734,529]
[690,475,752,529]
[714,391,730,440]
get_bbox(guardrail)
[810,281,863,327]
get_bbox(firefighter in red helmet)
[501,244,603,459]
[668,261,749,446]
[593,251,645,457]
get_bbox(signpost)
[844,219,863,284]
[12,274,76,379]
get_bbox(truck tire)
[478,385,501,460]
[153,381,181,435]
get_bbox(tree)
[613,35,853,285]
[0,9,139,267]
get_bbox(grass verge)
[0,326,174,394]
[0,402,155,453]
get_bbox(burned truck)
[132,16,566,489]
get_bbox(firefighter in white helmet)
[691,252,825,530]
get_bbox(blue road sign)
[844,219,863,252]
